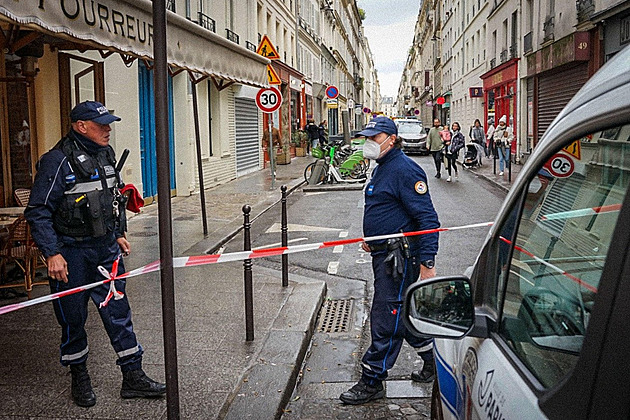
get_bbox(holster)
[86,190,106,237]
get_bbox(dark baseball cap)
[70,101,121,125]
[357,116,398,137]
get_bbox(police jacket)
[25,131,127,259]
[363,148,440,260]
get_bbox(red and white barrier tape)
[541,203,621,221]
[0,221,493,316]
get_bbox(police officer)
[340,116,440,405]
[25,101,166,407]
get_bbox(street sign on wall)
[256,87,283,113]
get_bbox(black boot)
[70,363,96,407]
[339,378,385,405]
[411,360,436,383]
[121,369,167,398]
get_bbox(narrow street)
[222,155,507,418]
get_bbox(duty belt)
[368,236,419,252]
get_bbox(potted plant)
[277,138,292,165]
[294,130,308,157]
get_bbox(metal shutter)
[537,63,589,142]
[235,98,260,176]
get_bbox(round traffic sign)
[325,85,339,99]
[545,153,574,178]
[256,87,282,113]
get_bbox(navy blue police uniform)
[361,146,440,384]
[25,126,142,372]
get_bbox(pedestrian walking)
[339,116,440,405]
[445,122,465,182]
[470,118,486,165]
[24,101,166,408]
[492,115,512,175]
[305,119,319,153]
[318,120,328,146]
[486,118,495,158]
[426,118,444,179]
[262,125,282,175]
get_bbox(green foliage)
[358,8,366,20]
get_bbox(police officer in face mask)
[25,101,165,408]
[340,116,440,405]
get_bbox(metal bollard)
[242,205,254,342]
[281,185,288,287]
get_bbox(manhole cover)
[130,231,158,237]
[318,299,352,333]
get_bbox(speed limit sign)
[545,153,575,178]
[256,87,282,113]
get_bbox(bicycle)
[304,140,369,184]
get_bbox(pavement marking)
[356,259,370,264]
[304,191,330,196]
[252,237,308,250]
[266,223,342,233]
[333,245,343,253]
[339,231,348,238]
[217,246,225,255]
[327,261,339,275]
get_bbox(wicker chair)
[14,188,31,207]
[0,216,46,298]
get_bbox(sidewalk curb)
[222,267,327,420]
[185,178,306,256]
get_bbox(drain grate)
[318,299,353,333]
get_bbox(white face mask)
[363,135,390,160]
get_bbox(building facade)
[397,0,629,163]
[0,0,378,208]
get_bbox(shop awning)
[0,1,269,87]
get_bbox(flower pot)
[296,147,306,157]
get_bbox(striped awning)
[0,1,269,87]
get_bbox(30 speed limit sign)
[545,153,575,178]
[256,87,282,113]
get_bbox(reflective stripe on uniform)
[117,345,140,358]
[61,346,89,361]
[64,177,116,194]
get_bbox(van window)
[498,124,630,388]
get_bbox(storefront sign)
[436,96,445,105]
[1,1,269,87]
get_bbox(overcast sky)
[359,0,421,99]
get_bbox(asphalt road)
[223,154,507,418]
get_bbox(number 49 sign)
[256,87,282,113]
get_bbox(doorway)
[138,61,176,202]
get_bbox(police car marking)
[414,181,427,194]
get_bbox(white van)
[403,46,630,419]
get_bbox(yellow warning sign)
[266,64,281,85]
[563,140,582,160]
[256,35,280,60]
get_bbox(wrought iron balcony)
[197,12,216,32]
[577,0,595,24]
[543,15,555,43]
[500,49,508,63]
[226,29,240,44]
[524,32,533,53]
[166,0,175,12]
[490,58,496,69]
[509,44,517,59]
[246,41,257,52]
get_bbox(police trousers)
[361,253,433,384]
[50,240,143,371]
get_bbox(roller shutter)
[235,98,260,176]
[537,63,589,142]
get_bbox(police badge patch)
[414,181,428,194]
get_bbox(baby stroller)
[463,144,480,168]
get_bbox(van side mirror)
[404,276,475,338]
